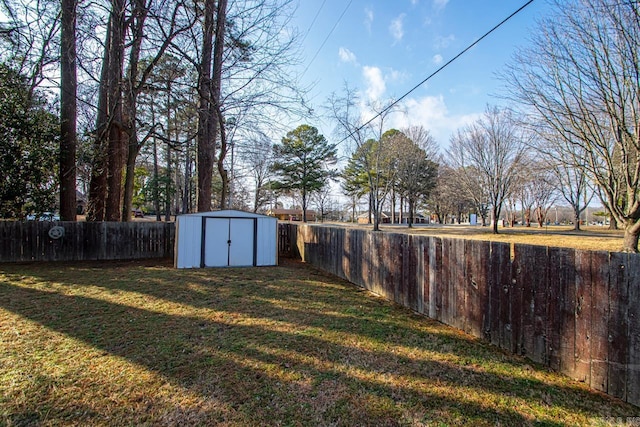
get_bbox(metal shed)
[174,210,278,268]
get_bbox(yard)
[0,259,637,426]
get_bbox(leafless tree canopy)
[504,0,640,250]
[448,106,526,234]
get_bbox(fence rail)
[0,221,175,262]
[279,223,640,408]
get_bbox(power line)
[299,0,328,46]
[301,0,354,78]
[337,0,535,146]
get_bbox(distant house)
[266,208,316,222]
[357,211,428,225]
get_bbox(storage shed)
[174,210,277,268]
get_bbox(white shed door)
[203,218,255,267]
[228,219,254,266]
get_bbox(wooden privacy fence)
[0,221,175,262]
[279,223,640,408]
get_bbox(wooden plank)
[608,252,629,401]
[531,245,549,366]
[402,234,413,309]
[414,236,426,315]
[489,242,510,349]
[513,244,546,362]
[574,250,593,384]
[466,240,490,339]
[590,251,610,393]
[440,238,452,326]
[451,238,466,332]
[362,231,372,290]
[551,247,577,376]
[626,252,640,407]
[428,237,443,322]
[389,233,400,301]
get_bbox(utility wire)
[301,0,354,78]
[299,0,328,46]
[337,0,535,146]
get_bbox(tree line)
[1,0,639,251]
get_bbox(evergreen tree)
[271,125,337,222]
[0,64,58,218]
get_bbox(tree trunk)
[390,190,395,224]
[122,146,138,221]
[196,0,215,212]
[59,0,77,221]
[407,199,414,228]
[165,144,171,221]
[301,188,307,222]
[622,220,640,252]
[86,15,112,222]
[103,0,127,222]
[491,207,499,234]
[165,85,172,222]
[212,0,228,207]
[217,109,228,209]
[197,0,227,212]
[573,209,581,231]
[120,0,147,222]
[183,137,192,214]
[153,135,161,221]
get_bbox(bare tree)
[448,106,526,234]
[238,132,274,212]
[547,144,594,230]
[504,0,640,251]
[328,86,397,231]
[393,128,438,228]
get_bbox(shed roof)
[178,209,274,219]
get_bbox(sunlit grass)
[377,224,624,252]
[0,259,636,426]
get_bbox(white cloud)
[388,95,481,147]
[364,8,374,33]
[432,54,443,65]
[410,0,419,5]
[362,66,386,101]
[338,47,357,64]
[434,34,455,49]
[433,0,449,10]
[389,14,405,43]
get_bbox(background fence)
[279,223,640,408]
[0,221,175,262]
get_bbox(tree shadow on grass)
[0,261,637,425]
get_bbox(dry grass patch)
[377,224,625,252]
[1,259,637,426]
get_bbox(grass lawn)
[1,259,637,426]
[378,224,625,253]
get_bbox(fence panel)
[0,221,175,262]
[279,223,639,408]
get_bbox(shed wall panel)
[175,217,203,268]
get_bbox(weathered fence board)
[466,240,490,338]
[278,223,640,409]
[574,250,593,384]
[609,252,630,401]
[428,237,442,321]
[0,221,175,262]
[590,251,610,393]
[627,252,640,406]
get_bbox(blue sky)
[291,0,551,151]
